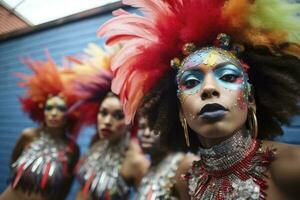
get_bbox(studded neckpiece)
[186,130,275,200]
[76,133,130,199]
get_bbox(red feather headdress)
[16,53,81,136]
[98,0,300,123]
[68,44,118,126]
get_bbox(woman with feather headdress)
[98,0,300,199]
[71,44,146,200]
[0,53,81,200]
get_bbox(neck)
[198,127,248,149]
[198,129,254,171]
[44,126,66,139]
[108,132,128,146]
[150,149,169,166]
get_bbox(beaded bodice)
[11,133,76,199]
[136,153,183,200]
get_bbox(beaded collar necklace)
[186,130,275,200]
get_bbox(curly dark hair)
[140,70,200,153]
[140,45,300,153]
[242,45,300,139]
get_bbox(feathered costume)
[17,53,81,135]
[69,43,114,127]
[98,0,300,199]
[12,53,81,199]
[70,44,130,199]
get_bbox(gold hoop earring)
[180,112,190,147]
[248,107,258,139]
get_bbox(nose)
[143,127,152,138]
[103,115,112,126]
[50,108,58,117]
[200,74,220,100]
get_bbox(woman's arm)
[74,190,92,200]
[120,139,150,187]
[175,153,199,200]
[266,141,300,198]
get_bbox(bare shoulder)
[174,153,200,200]
[19,127,40,147]
[20,127,39,139]
[10,128,40,164]
[262,140,300,163]
[262,140,300,196]
[75,190,92,200]
[177,152,200,174]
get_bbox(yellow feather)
[249,0,300,43]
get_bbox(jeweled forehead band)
[171,33,245,70]
[180,47,242,70]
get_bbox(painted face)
[137,117,160,153]
[97,96,127,142]
[44,96,67,128]
[177,48,252,139]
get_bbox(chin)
[47,124,62,128]
[142,147,152,154]
[195,124,234,139]
[107,136,120,142]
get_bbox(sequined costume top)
[11,132,78,200]
[76,134,130,200]
[135,152,183,200]
[186,130,275,200]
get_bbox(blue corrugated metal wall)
[0,4,299,200]
[0,9,115,200]
[276,116,300,145]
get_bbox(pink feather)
[98,0,227,123]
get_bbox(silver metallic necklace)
[76,133,130,199]
[186,130,275,200]
[11,132,74,199]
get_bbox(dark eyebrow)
[100,107,123,113]
[113,109,123,113]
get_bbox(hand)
[120,139,150,186]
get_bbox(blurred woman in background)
[71,44,135,200]
[133,116,198,200]
[0,54,81,200]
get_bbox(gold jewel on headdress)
[170,57,181,69]
[182,43,197,56]
[171,43,197,69]
[171,34,244,69]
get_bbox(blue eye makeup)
[98,108,124,120]
[214,64,244,90]
[178,70,204,94]
[45,104,67,112]
[178,63,247,95]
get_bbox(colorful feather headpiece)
[68,43,118,126]
[17,53,81,135]
[98,0,300,123]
